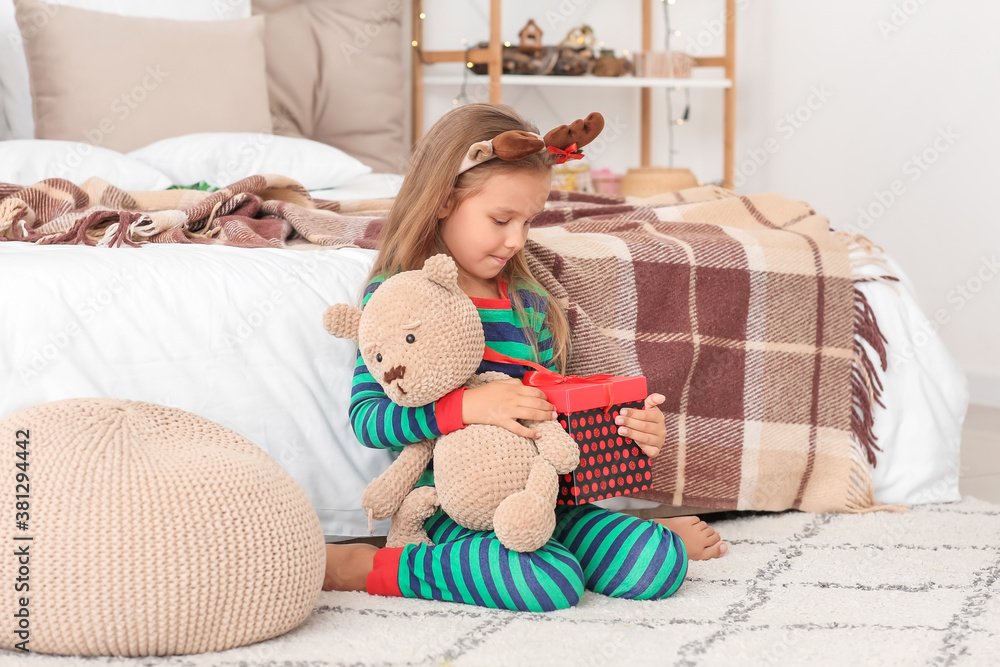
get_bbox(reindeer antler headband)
[456,112,605,175]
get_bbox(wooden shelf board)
[422,74,732,89]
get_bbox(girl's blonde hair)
[366,103,571,373]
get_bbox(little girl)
[323,104,726,611]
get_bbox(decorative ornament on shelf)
[591,168,623,195]
[559,24,597,50]
[593,49,632,78]
[633,51,694,78]
[620,167,700,198]
[552,25,599,76]
[620,0,697,190]
[518,19,544,56]
[552,157,593,193]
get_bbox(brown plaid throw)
[0,176,898,513]
[0,175,387,247]
[527,187,900,513]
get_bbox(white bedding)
[0,225,966,540]
[310,173,404,202]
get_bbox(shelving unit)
[410,0,736,188]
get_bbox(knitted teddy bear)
[323,254,579,553]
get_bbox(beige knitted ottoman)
[0,398,326,657]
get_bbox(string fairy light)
[662,0,691,167]
[455,44,473,106]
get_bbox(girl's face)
[438,168,550,294]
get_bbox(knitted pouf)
[0,398,326,657]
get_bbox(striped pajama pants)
[366,503,688,612]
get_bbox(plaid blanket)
[0,176,899,513]
[0,175,387,247]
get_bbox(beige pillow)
[15,0,273,153]
[252,0,407,174]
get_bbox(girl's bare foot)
[322,543,379,591]
[655,516,728,560]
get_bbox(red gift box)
[523,372,652,505]
[482,346,653,505]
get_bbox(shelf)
[411,0,736,188]
[423,74,733,89]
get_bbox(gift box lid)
[482,345,647,413]
[525,373,647,413]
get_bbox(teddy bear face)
[358,270,485,407]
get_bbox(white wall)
[416,0,999,406]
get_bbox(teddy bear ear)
[323,303,363,339]
[423,254,462,293]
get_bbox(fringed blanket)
[0,175,899,513]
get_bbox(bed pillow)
[0,139,171,190]
[252,0,406,174]
[128,133,373,190]
[0,0,251,142]
[32,0,250,16]
[13,0,272,152]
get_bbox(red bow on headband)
[547,143,584,165]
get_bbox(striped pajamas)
[352,274,688,611]
[367,503,688,611]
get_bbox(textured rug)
[2,497,997,667]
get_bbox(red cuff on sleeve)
[434,387,467,435]
[366,547,405,597]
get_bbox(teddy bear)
[323,254,580,553]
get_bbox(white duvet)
[0,233,966,540]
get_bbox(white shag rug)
[3,497,998,667]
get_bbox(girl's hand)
[462,379,558,439]
[616,393,667,458]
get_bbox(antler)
[455,112,606,175]
[543,112,605,151]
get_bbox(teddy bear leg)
[386,485,440,548]
[493,456,560,553]
[362,440,435,524]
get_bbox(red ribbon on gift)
[547,143,584,165]
[482,346,618,413]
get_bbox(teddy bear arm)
[323,303,362,339]
[527,419,580,475]
[464,371,513,390]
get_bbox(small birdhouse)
[518,19,543,55]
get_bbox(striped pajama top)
[349,274,555,451]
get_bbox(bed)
[0,0,968,541]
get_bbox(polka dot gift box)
[554,391,651,505]
[483,347,653,505]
